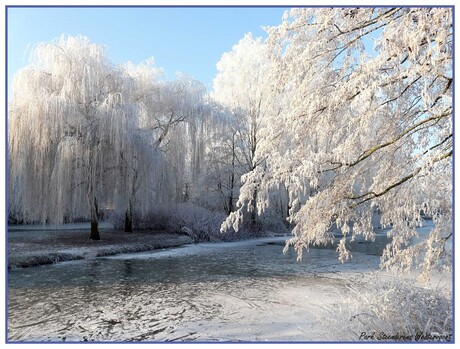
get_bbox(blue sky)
[7,6,290,90]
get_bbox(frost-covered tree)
[117,59,167,232]
[224,7,452,279]
[8,35,218,237]
[193,102,246,214]
[157,74,208,204]
[8,35,132,240]
[7,32,210,236]
[213,33,280,228]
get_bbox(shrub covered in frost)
[110,206,172,231]
[168,203,274,242]
[111,203,283,242]
[325,275,452,342]
[167,203,228,242]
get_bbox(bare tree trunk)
[228,132,236,215]
[249,115,259,230]
[124,165,138,234]
[90,195,100,240]
[124,200,133,233]
[227,194,234,215]
[250,187,258,229]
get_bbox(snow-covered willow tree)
[8,35,135,239]
[117,59,168,233]
[147,74,208,204]
[8,34,222,238]
[223,7,452,279]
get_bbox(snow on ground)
[176,275,354,341]
[8,226,193,269]
[104,236,290,260]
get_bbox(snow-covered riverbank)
[8,220,437,269]
[8,227,193,269]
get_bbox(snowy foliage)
[9,35,128,227]
[213,33,288,230]
[9,35,214,237]
[221,8,452,278]
[325,275,452,341]
[168,203,231,242]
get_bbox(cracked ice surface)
[8,238,383,342]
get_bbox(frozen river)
[8,235,389,342]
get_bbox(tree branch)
[319,110,451,174]
[352,111,450,163]
[347,149,452,207]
